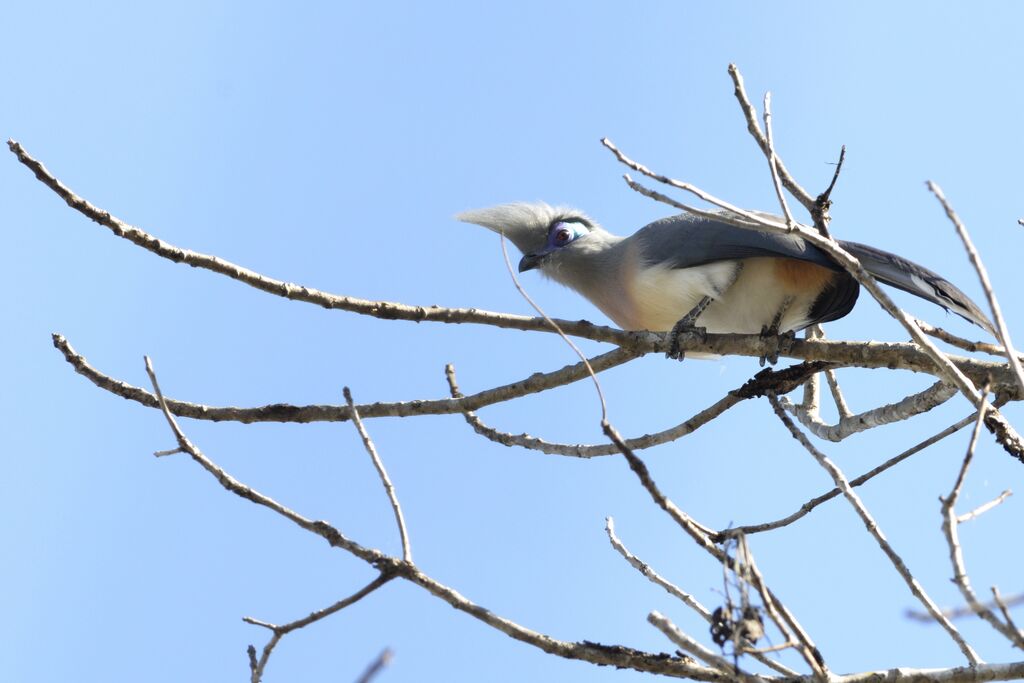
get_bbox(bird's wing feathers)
[633,214,858,329]
[633,214,841,271]
[632,213,993,334]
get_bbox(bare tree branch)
[605,517,711,618]
[140,356,714,679]
[992,588,1024,644]
[344,387,412,563]
[244,574,393,683]
[8,139,638,347]
[51,315,1024,410]
[939,391,1024,649]
[53,334,637,424]
[816,662,1024,683]
[824,368,852,419]
[915,319,1015,359]
[928,181,1024,395]
[724,412,978,537]
[726,533,817,677]
[354,649,394,683]
[608,517,800,676]
[768,394,982,664]
[603,420,828,678]
[444,361,827,457]
[647,611,755,680]
[781,380,958,442]
[800,328,824,416]
[958,491,1013,524]
[66,325,1023,450]
[727,64,816,211]
[811,146,846,237]
[18,58,1024,681]
[762,91,797,231]
[908,592,1024,623]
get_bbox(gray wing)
[633,213,858,328]
[632,212,993,334]
[633,213,842,271]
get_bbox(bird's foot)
[666,296,713,361]
[667,319,708,361]
[758,327,795,366]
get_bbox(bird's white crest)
[456,202,594,255]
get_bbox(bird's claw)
[666,296,713,361]
[758,327,795,366]
[667,320,708,361]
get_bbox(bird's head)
[456,202,606,274]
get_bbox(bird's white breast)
[622,257,830,334]
[622,260,741,332]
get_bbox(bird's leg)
[759,296,795,366]
[667,296,713,360]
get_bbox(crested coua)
[457,203,995,342]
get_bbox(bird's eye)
[549,220,588,248]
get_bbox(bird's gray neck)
[544,234,636,328]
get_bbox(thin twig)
[733,535,794,648]
[344,387,412,563]
[606,519,799,676]
[992,588,1023,643]
[929,181,1023,393]
[141,359,709,678]
[726,64,815,211]
[354,648,394,683]
[824,369,852,419]
[908,592,1024,622]
[647,611,751,679]
[947,389,991,509]
[244,575,392,683]
[768,394,982,664]
[915,318,1012,358]
[247,645,259,679]
[811,146,846,238]
[446,362,743,455]
[443,361,825,457]
[499,235,607,421]
[958,490,1013,524]
[762,91,796,230]
[603,420,828,678]
[818,146,846,206]
[724,412,978,537]
[605,517,710,618]
[940,391,1024,648]
[143,356,388,563]
[724,532,811,675]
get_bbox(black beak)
[518,253,545,272]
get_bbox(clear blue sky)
[4,2,1024,681]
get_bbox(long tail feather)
[840,240,995,336]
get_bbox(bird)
[457,202,995,353]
